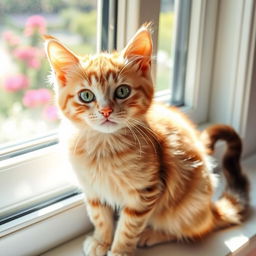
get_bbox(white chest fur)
[67,131,152,208]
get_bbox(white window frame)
[209,0,256,156]
[1,0,256,255]
[184,0,218,123]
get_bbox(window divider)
[97,0,118,51]
[171,0,192,106]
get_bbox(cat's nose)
[99,107,113,118]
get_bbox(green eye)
[115,85,131,99]
[79,89,95,103]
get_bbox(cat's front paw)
[137,228,157,248]
[83,235,110,256]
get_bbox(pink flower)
[3,74,29,92]
[28,58,40,68]
[2,30,20,46]
[13,47,41,69]
[14,47,37,60]
[38,88,52,103]
[24,15,47,36]
[43,105,58,121]
[23,89,52,107]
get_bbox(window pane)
[0,0,97,146]
[156,0,175,92]
[156,0,191,107]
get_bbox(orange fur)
[45,24,249,256]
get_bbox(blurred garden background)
[0,0,175,145]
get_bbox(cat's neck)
[61,117,151,147]
[62,118,158,159]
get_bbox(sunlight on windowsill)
[224,234,249,252]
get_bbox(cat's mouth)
[101,119,117,125]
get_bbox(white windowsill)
[40,154,256,256]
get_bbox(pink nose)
[99,107,113,118]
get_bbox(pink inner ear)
[123,30,152,59]
[46,39,80,86]
[125,38,152,57]
[46,40,79,71]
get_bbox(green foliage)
[158,12,174,57]
[0,89,16,117]
[71,11,96,43]
[0,0,42,14]
[72,44,94,56]
[156,67,172,92]
[60,8,78,28]
[61,9,97,45]
[0,0,95,14]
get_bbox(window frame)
[209,0,256,138]
[97,0,118,51]
[1,0,256,255]
[183,0,218,124]
[171,0,192,106]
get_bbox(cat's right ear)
[121,24,153,72]
[44,37,80,85]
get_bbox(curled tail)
[201,124,250,228]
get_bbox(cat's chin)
[91,122,124,134]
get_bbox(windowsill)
[41,154,256,256]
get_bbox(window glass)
[156,0,191,107]
[156,0,175,92]
[0,0,97,146]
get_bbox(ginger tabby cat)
[45,24,249,256]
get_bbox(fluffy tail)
[201,124,250,228]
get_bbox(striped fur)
[45,25,250,256]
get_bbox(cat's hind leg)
[137,227,177,248]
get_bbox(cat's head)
[45,24,154,134]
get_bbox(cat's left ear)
[44,36,80,85]
[122,24,153,69]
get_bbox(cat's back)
[146,103,214,225]
[146,102,211,188]
[146,102,201,147]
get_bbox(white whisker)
[129,120,158,155]
[126,121,142,156]
[129,118,160,147]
